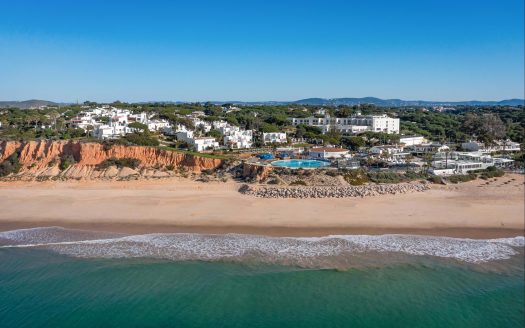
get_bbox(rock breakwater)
[239,183,429,198]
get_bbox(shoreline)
[1,174,523,239]
[0,221,522,239]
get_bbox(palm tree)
[422,153,433,175]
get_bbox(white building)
[69,115,96,130]
[216,122,253,149]
[308,147,350,160]
[92,124,130,139]
[290,114,399,134]
[462,140,521,153]
[369,145,410,163]
[430,151,514,176]
[146,119,171,132]
[408,143,450,154]
[262,132,287,144]
[176,130,219,152]
[223,129,253,149]
[69,106,174,140]
[399,135,427,146]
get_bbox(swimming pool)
[271,159,331,169]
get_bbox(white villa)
[176,130,219,152]
[223,129,253,149]
[461,140,521,153]
[308,147,350,160]
[146,119,170,132]
[215,121,253,149]
[290,113,399,134]
[262,132,287,144]
[69,106,174,140]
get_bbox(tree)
[85,125,94,138]
[341,136,365,150]
[207,129,222,139]
[128,122,148,132]
[321,130,341,145]
[462,112,479,137]
[48,111,60,130]
[260,123,280,133]
[478,114,506,145]
[422,153,433,174]
[462,113,506,145]
[294,124,322,139]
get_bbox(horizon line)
[2,96,524,104]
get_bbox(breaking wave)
[0,227,523,266]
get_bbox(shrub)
[166,164,175,171]
[479,167,505,179]
[127,122,148,131]
[48,158,58,167]
[59,155,76,170]
[343,169,369,185]
[367,172,404,184]
[123,132,159,146]
[0,153,22,177]
[102,141,114,151]
[446,173,477,184]
[201,169,214,175]
[97,157,141,170]
[403,171,427,180]
[290,179,307,186]
[325,170,340,177]
[428,175,444,184]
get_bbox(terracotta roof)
[310,147,348,152]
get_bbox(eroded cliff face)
[0,140,224,180]
[241,162,273,182]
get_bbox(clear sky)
[0,0,523,103]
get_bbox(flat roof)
[310,147,348,152]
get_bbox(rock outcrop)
[0,140,224,180]
[241,162,273,182]
[239,183,429,198]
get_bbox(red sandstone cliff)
[0,140,224,180]
[241,162,273,182]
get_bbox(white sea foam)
[0,227,523,265]
[0,227,122,245]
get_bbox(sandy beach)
[0,174,523,238]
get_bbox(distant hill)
[0,100,62,109]
[291,97,525,107]
[210,97,524,107]
[2,98,523,108]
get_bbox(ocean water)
[0,227,523,327]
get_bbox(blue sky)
[0,0,523,103]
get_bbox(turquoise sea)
[0,228,523,327]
